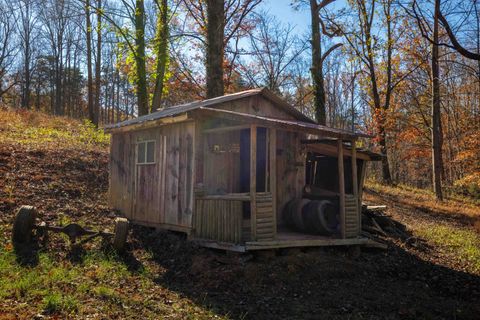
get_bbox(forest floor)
[0,109,480,319]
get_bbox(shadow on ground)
[129,225,480,320]
[364,188,478,227]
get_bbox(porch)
[190,117,367,250]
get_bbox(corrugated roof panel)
[104,88,314,130]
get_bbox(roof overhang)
[302,140,383,161]
[192,107,372,140]
[104,113,191,134]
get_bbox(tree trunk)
[310,0,326,125]
[23,47,31,110]
[151,0,169,110]
[116,68,120,122]
[432,0,444,200]
[86,0,94,123]
[135,0,149,116]
[94,0,102,126]
[206,0,225,98]
[360,0,392,184]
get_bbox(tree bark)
[94,0,102,126]
[310,0,327,125]
[135,0,149,115]
[151,0,169,110]
[359,0,392,184]
[432,0,444,200]
[21,0,32,110]
[86,0,94,123]
[206,0,225,98]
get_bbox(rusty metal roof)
[104,88,372,139]
[194,107,372,139]
[104,88,314,130]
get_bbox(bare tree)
[239,13,308,93]
[15,0,39,109]
[0,1,18,100]
[309,0,342,125]
[327,0,397,184]
[94,0,102,125]
[182,0,261,98]
[39,0,74,115]
[86,0,95,123]
[431,0,444,200]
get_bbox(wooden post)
[250,125,257,241]
[269,128,277,238]
[337,139,346,239]
[351,139,359,235]
[358,160,367,234]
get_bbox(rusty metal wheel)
[12,206,37,244]
[112,218,129,251]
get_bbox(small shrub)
[42,293,63,313]
[453,173,480,199]
[93,286,117,300]
[43,293,78,314]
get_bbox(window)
[137,140,155,164]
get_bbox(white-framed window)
[136,140,156,165]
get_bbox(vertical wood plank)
[351,139,359,235]
[161,135,167,223]
[250,125,257,241]
[269,128,277,239]
[358,160,367,232]
[188,122,195,227]
[338,139,346,239]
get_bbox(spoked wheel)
[112,218,129,251]
[12,206,37,244]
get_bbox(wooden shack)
[105,88,381,251]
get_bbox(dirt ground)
[1,144,479,319]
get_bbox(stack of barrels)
[282,198,339,235]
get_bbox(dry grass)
[0,109,224,319]
[365,181,480,275]
[0,108,109,150]
[365,180,480,222]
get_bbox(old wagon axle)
[12,205,129,251]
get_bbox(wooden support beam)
[250,125,257,241]
[269,128,277,238]
[305,142,372,161]
[358,160,367,232]
[203,124,250,134]
[338,139,346,239]
[351,139,359,236]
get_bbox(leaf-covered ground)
[1,110,480,319]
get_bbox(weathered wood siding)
[210,96,300,121]
[109,133,136,218]
[254,193,275,241]
[194,198,243,243]
[345,194,359,238]
[109,121,195,230]
[203,130,241,194]
[276,130,306,225]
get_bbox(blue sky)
[259,0,310,35]
[259,0,348,36]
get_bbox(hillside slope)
[0,110,479,320]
